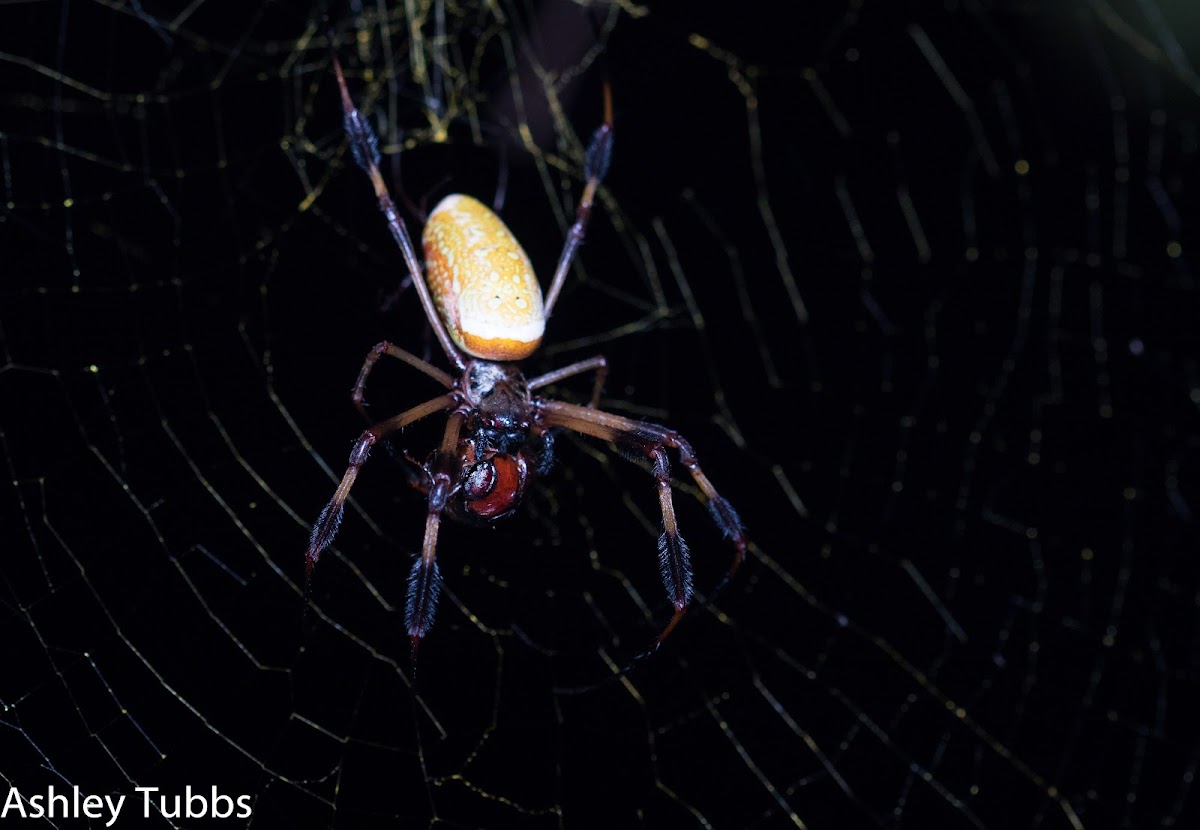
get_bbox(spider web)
[2,1,1199,827]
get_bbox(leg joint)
[350,430,378,464]
[673,439,698,469]
[428,471,454,512]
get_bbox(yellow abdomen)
[422,194,545,361]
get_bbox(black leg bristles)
[535,431,556,477]
[584,125,613,183]
[707,495,743,541]
[343,110,382,173]
[306,501,345,579]
[707,494,747,573]
[405,558,442,640]
[657,524,693,610]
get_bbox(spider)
[306,54,747,659]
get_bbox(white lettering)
[2,787,28,818]
[104,794,126,827]
[136,786,158,817]
[3,786,137,825]
[211,788,234,818]
[5,784,249,822]
[81,793,104,818]
[186,784,208,817]
[46,784,72,817]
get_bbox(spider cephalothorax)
[306,54,747,660]
[446,361,544,523]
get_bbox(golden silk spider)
[305,54,747,660]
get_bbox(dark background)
[2,1,1198,828]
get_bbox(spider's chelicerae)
[306,55,747,659]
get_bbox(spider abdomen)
[423,194,545,361]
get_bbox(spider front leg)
[306,393,457,584]
[537,399,747,647]
[543,85,614,319]
[331,52,466,372]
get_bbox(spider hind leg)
[537,399,748,649]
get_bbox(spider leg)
[331,53,466,371]
[650,446,691,643]
[406,411,466,662]
[543,84,614,320]
[536,399,747,646]
[352,340,454,422]
[306,393,458,586]
[380,445,432,496]
[528,355,608,408]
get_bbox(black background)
[2,1,1199,828]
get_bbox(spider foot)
[343,112,381,172]
[654,604,688,647]
[306,501,345,574]
[331,53,382,173]
[584,82,614,182]
[585,124,613,183]
[706,494,748,572]
[405,557,442,643]
[657,526,694,609]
